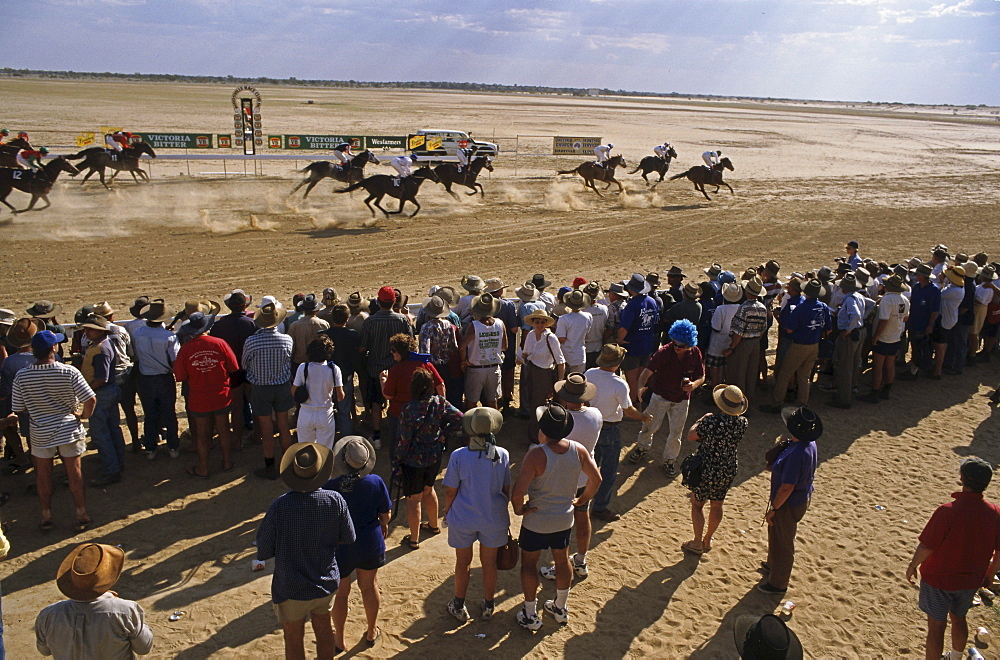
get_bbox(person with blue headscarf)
[627,319,704,477]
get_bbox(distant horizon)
[3,68,998,109]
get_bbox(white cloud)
[505,8,568,29]
[584,32,670,54]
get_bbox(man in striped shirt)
[243,302,294,480]
[7,330,95,531]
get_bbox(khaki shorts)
[31,438,87,460]
[272,593,335,623]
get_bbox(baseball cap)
[31,330,65,351]
[377,286,396,303]
[572,276,588,288]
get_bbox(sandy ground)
[1,80,1000,658]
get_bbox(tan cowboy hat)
[322,287,339,304]
[484,277,506,293]
[462,406,504,437]
[56,543,125,601]
[596,343,626,369]
[743,277,764,298]
[523,308,555,327]
[722,281,743,303]
[883,274,909,293]
[683,281,701,299]
[944,265,966,287]
[139,298,173,323]
[180,299,222,319]
[280,442,334,492]
[554,372,597,403]
[470,292,502,319]
[562,289,592,310]
[421,295,450,319]
[331,435,376,478]
[515,282,540,303]
[7,317,44,348]
[713,384,749,416]
[346,291,364,310]
[435,285,458,305]
[461,274,485,294]
[254,302,287,329]
[961,261,979,278]
[79,315,111,332]
[26,300,60,319]
[93,301,117,317]
[0,309,14,326]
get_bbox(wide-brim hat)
[461,274,485,294]
[683,281,701,299]
[803,279,825,299]
[463,406,504,437]
[516,283,540,302]
[56,543,125,601]
[722,282,744,303]
[331,435,376,478]
[816,266,834,283]
[944,266,966,286]
[913,264,933,278]
[0,309,14,326]
[471,292,502,319]
[839,274,859,292]
[782,406,823,442]
[626,273,650,295]
[139,299,173,323]
[178,312,216,337]
[523,308,554,327]
[536,402,575,440]
[93,301,116,317]
[298,293,320,312]
[562,290,592,310]
[26,300,60,319]
[8,317,44,348]
[704,263,723,277]
[254,302,287,328]
[582,281,602,298]
[733,614,803,659]
[713,384,748,416]
[554,372,597,403]
[961,261,979,278]
[74,305,97,326]
[79,315,111,332]
[854,267,871,286]
[981,267,998,282]
[322,287,338,304]
[421,295,449,319]
[743,277,764,298]
[764,260,781,276]
[346,291,364,309]
[666,266,686,279]
[280,442,334,492]
[129,296,150,318]
[883,275,908,293]
[435,286,457,306]
[180,299,222,319]
[484,277,506,293]
[596,343,626,368]
[607,282,629,297]
[531,273,552,289]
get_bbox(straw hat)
[722,281,744,303]
[180,299,222,319]
[346,291,364,310]
[331,435,376,478]
[562,290,592,310]
[944,265,966,287]
[883,274,908,293]
[515,282,540,303]
[56,543,125,601]
[523,308,554,327]
[93,301,116,317]
[279,442,334,492]
[254,302,287,329]
[743,277,764,298]
[713,384,748,416]
[596,343,626,369]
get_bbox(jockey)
[456,145,476,173]
[16,146,48,170]
[702,150,722,169]
[594,143,613,165]
[653,142,672,160]
[332,142,354,166]
[391,154,418,178]
[106,132,124,152]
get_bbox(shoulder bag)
[293,363,310,404]
[496,529,519,570]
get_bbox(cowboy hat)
[743,277,764,298]
[607,282,629,297]
[298,293,320,312]
[944,265,966,287]
[254,302,287,329]
[470,292,501,319]
[883,274,908,293]
[461,274,485,294]
[331,435,376,478]
[913,264,933,278]
[704,263,723,277]
[56,543,126,601]
[129,296,150,318]
[346,291,364,310]
[666,266,686,279]
[626,273,650,295]
[178,311,216,337]
[838,273,859,292]
[434,286,457,306]
[523,308,554,327]
[562,290,592,310]
[763,260,781,276]
[722,281,744,303]
[79,315,111,332]
[536,402,575,440]
[682,281,701,299]
[224,289,250,310]
[26,300,60,319]
[815,266,834,283]
[322,287,338,304]
[421,295,449,319]
[7,317,44,348]
[531,273,552,289]
[74,305,97,326]
[981,266,998,282]
[180,299,222,319]
[582,281,602,299]
[854,267,871,286]
[484,277,506,293]
[782,406,823,442]
[280,442,334,492]
[596,343,626,369]
[554,372,597,404]
[139,299,173,323]
[515,282,540,303]
[93,301,117,317]
[961,261,979,278]
[713,384,748,416]
[0,309,14,326]
[645,272,661,287]
[733,613,803,659]
[803,279,825,299]
[463,406,504,437]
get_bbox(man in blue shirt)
[845,240,862,270]
[901,264,941,378]
[761,279,832,412]
[829,273,866,409]
[257,442,356,660]
[616,273,660,406]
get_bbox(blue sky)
[6,0,999,104]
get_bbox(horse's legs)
[408,197,421,217]
[443,183,459,200]
[0,191,16,212]
[695,183,711,200]
[586,178,603,197]
[14,194,40,214]
[129,170,140,183]
[301,180,320,198]
[81,169,95,184]
[97,169,110,189]
[722,183,735,196]
[35,194,51,211]
[136,168,149,182]
[373,194,393,217]
[363,194,379,217]
[469,183,483,197]
[614,178,624,194]
[289,178,308,195]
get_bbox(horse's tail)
[299,162,323,173]
[65,150,91,160]
[335,180,365,194]
[556,167,578,175]
[628,165,642,174]
[668,170,689,181]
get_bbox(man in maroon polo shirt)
[906,457,1000,660]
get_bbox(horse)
[669,157,735,200]
[67,142,157,188]
[557,154,627,196]
[0,157,80,213]
[629,146,679,184]
[289,149,381,198]
[432,155,494,198]
[334,166,441,218]
[0,138,34,168]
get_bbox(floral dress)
[690,413,748,501]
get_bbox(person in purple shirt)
[759,406,820,594]
[616,273,660,406]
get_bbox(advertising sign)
[136,133,212,149]
[553,136,603,155]
[283,135,364,150]
[217,135,232,148]
[268,135,284,149]
[76,132,96,148]
[408,135,426,150]
[367,136,406,150]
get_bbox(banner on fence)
[268,135,284,149]
[283,135,364,150]
[76,132,96,148]
[553,136,603,155]
[217,135,232,148]
[366,136,406,150]
[136,133,212,149]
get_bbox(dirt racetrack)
[1,79,1000,657]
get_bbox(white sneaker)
[480,600,494,621]
[447,599,470,622]
[572,557,589,578]
[516,606,542,631]
[539,564,557,580]
[371,437,382,450]
[543,599,569,624]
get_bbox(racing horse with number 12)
[334,166,441,218]
[0,157,79,213]
[669,157,735,200]
[557,154,627,196]
[290,149,382,198]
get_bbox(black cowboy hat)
[781,406,822,442]
[733,614,803,659]
[536,402,575,441]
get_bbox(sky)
[5,0,1000,105]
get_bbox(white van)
[409,129,498,158]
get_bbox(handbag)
[680,453,704,488]
[293,364,310,404]
[496,529,519,570]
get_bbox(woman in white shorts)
[291,335,344,450]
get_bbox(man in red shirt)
[174,312,239,478]
[906,457,1000,660]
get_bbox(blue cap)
[31,330,65,351]
[719,270,737,284]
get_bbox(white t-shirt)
[584,367,631,422]
[976,283,995,306]
[583,303,609,352]
[555,311,592,367]
[467,319,505,366]
[293,361,343,409]
[565,406,603,488]
[939,285,964,330]
[876,292,910,343]
[708,303,740,357]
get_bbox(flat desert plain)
[0,79,999,658]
